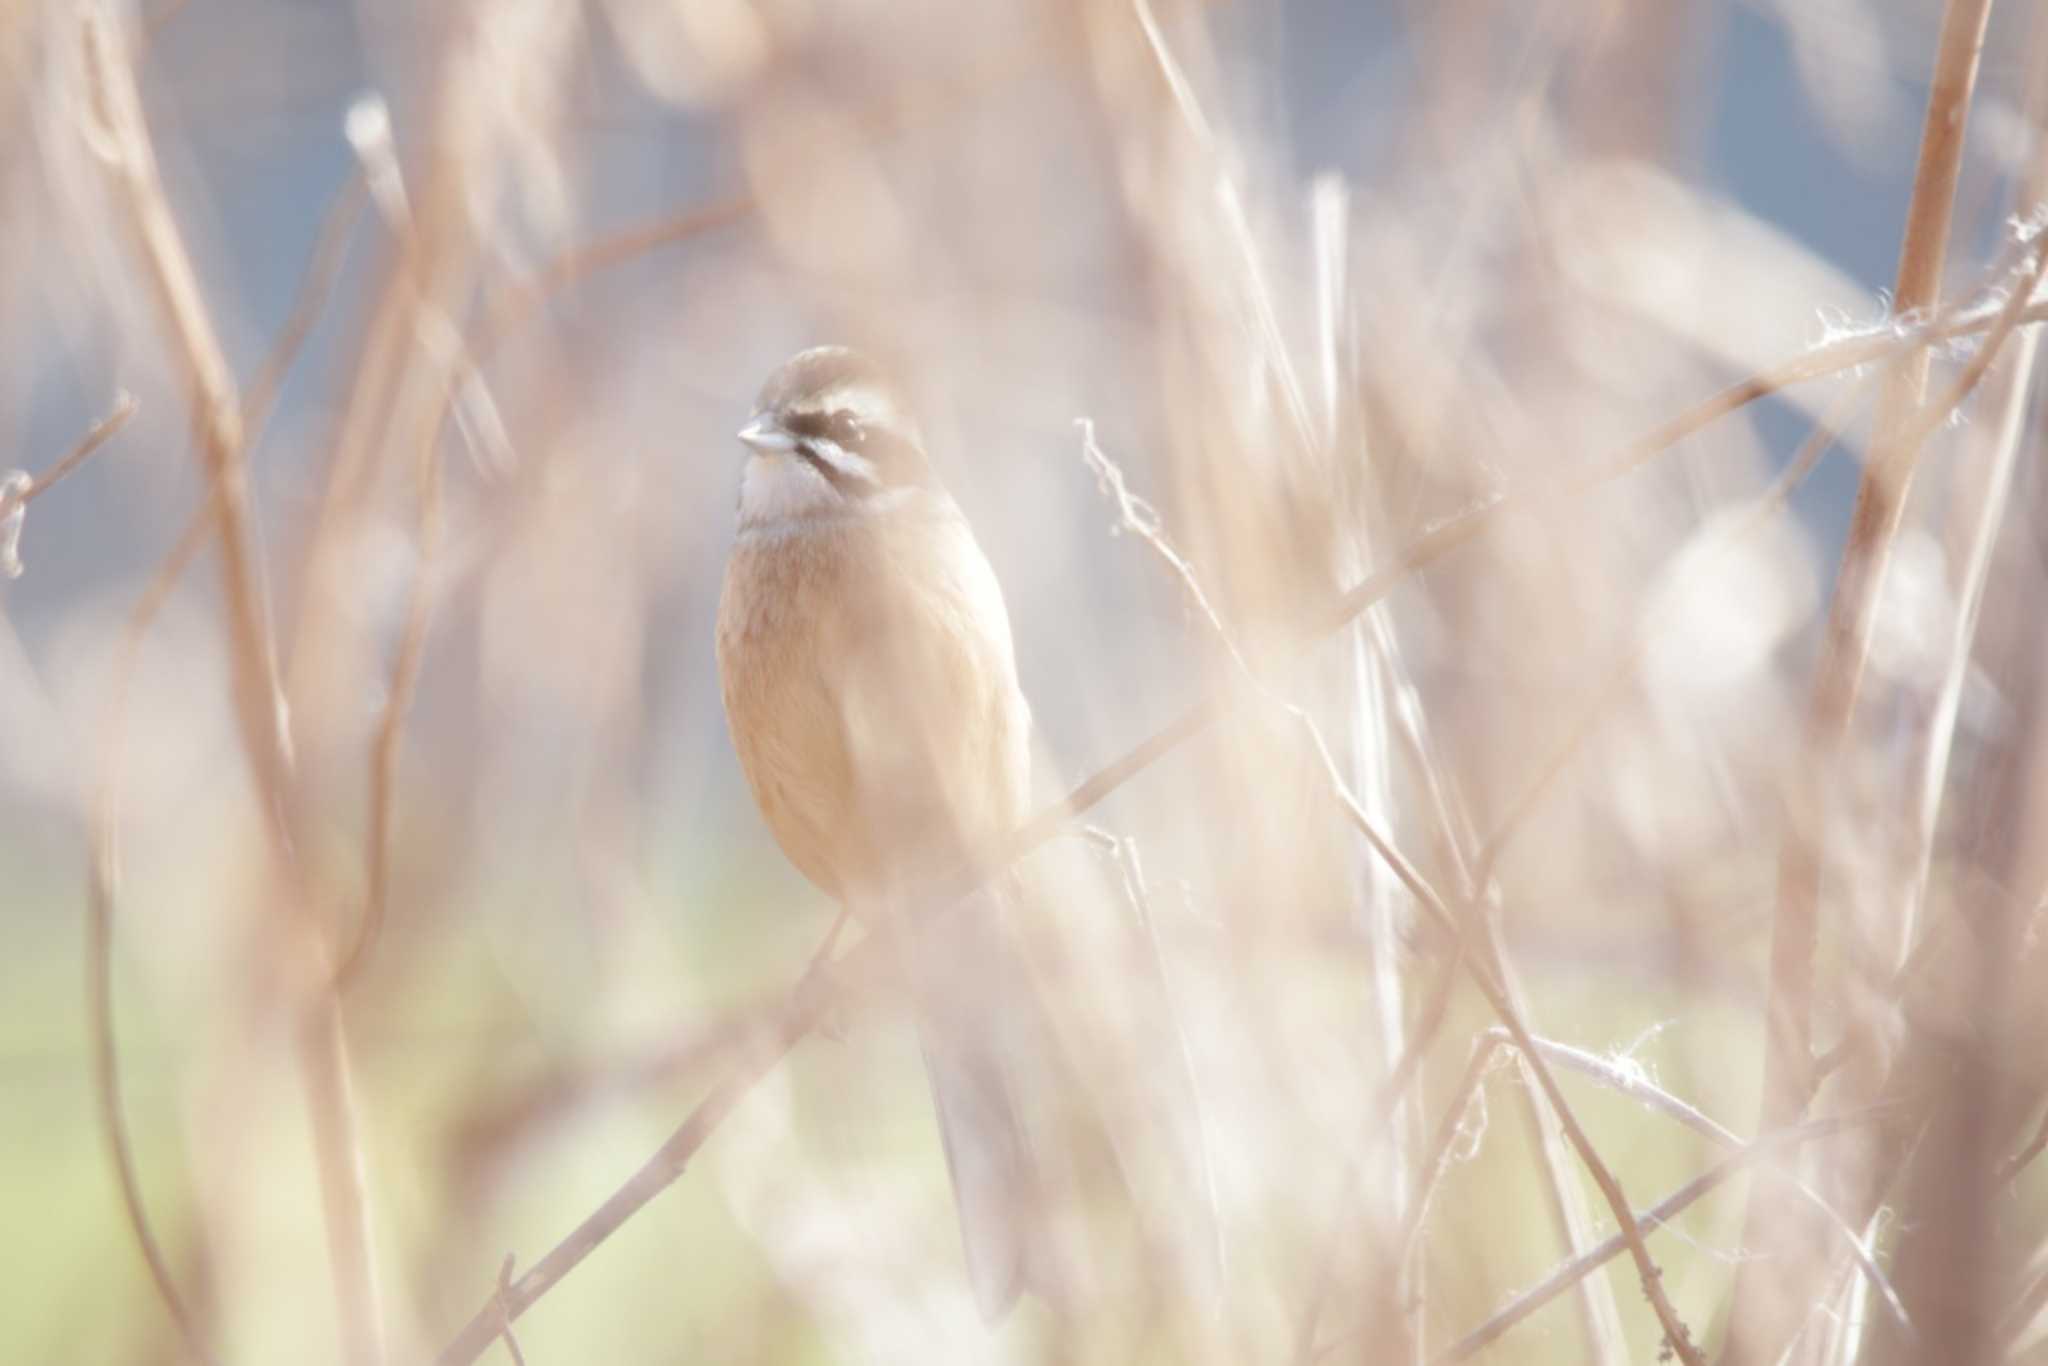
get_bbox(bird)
[715,344,1044,1321]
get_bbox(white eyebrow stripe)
[803,436,881,486]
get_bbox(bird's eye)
[825,410,866,448]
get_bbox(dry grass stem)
[1422,1108,1900,1366]
[1082,421,1698,1360]
[86,501,221,1366]
[1733,3,2001,1357]
[80,9,383,1360]
[19,391,136,505]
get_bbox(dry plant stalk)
[1732,2,1997,1362]
[78,9,383,1363]
[0,393,133,578]
[1751,0,1994,1134]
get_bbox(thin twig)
[83,10,290,808]
[1336,1103,1890,1364]
[450,979,826,1179]
[1,394,138,579]
[86,501,221,1366]
[338,412,443,986]
[494,1255,528,1366]
[1300,723,1706,1363]
[1316,166,1481,1346]
[1291,940,1466,1366]
[1397,1030,1508,1264]
[1354,563,1476,1365]
[19,392,137,505]
[241,171,368,442]
[1328,1106,1895,1364]
[319,79,511,984]
[434,986,826,1365]
[1512,1033,1909,1333]
[479,194,754,353]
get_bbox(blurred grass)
[0,813,1772,1362]
[3,1,2046,1362]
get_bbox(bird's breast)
[717,509,1032,905]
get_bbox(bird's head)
[736,346,935,528]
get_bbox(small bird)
[716,345,1042,1320]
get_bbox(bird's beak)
[737,414,796,455]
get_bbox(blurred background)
[3,0,2047,1362]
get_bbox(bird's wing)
[832,506,1032,894]
[829,506,1051,1319]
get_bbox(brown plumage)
[715,346,1041,1320]
[717,499,1032,898]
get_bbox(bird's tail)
[918,1009,1032,1320]
[904,883,1044,1323]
